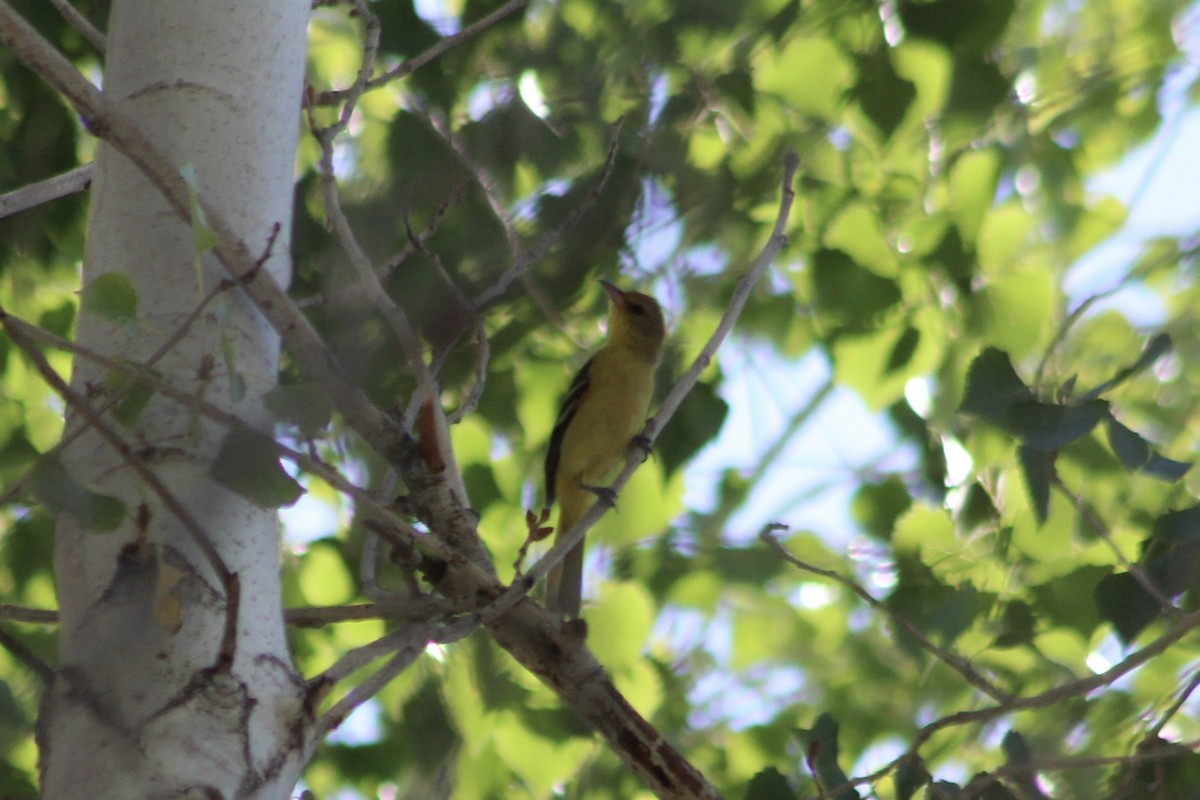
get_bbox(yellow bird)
[544,280,666,617]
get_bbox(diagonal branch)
[0,163,93,220]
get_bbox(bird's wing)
[544,356,593,507]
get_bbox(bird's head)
[600,280,665,362]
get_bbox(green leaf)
[1002,730,1050,800]
[1095,571,1160,645]
[745,767,798,800]
[811,248,902,333]
[992,601,1035,648]
[103,364,159,426]
[851,476,912,541]
[210,424,303,509]
[1006,399,1108,450]
[1029,566,1107,637]
[1152,505,1200,546]
[853,51,917,140]
[657,379,729,476]
[714,545,786,585]
[885,326,920,374]
[30,453,125,532]
[1143,453,1191,481]
[264,382,333,437]
[82,273,138,324]
[893,758,928,800]
[1017,444,1052,525]
[1106,417,1149,470]
[180,164,219,252]
[800,712,860,800]
[960,348,1035,426]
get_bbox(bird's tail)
[545,491,586,617]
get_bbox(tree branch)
[0,163,92,220]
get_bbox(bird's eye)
[629,304,645,316]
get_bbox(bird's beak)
[599,279,626,308]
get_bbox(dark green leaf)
[854,51,917,140]
[1106,417,1149,470]
[399,681,460,774]
[39,301,76,338]
[210,424,303,509]
[1006,399,1108,450]
[0,759,37,800]
[30,453,125,532]
[1095,571,1161,645]
[82,273,138,324]
[1153,506,1200,546]
[1002,730,1050,799]
[960,348,1035,426]
[887,558,981,651]
[962,773,1020,799]
[1029,566,1107,637]
[1109,737,1200,800]
[1017,445,1052,525]
[851,476,912,541]
[745,767,798,800]
[893,758,928,800]
[103,364,159,427]
[811,248,902,334]
[993,601,1035,648]
[714,545,785,585]
[885,326,921,374]
[1143,453,1191,481]
[264,382,333,437]
[657,379,729,475]
[801,712,860,800]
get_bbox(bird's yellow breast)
[555,344,656,493]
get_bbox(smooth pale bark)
[41,1,309,797]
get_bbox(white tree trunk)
[41,1,310,797]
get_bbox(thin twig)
[851,608,1200,789]
[1053,477,1178,611]
[471,118,626,312]
[307,101,437,422]
[311,0,529,106]
[312,624,435,739]
[1148,666,1200,739]
[0,605,58,624]
[50,0,104,53]
[0,163,93,220]
[0,625,54,683]
[761,525,1012,703]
